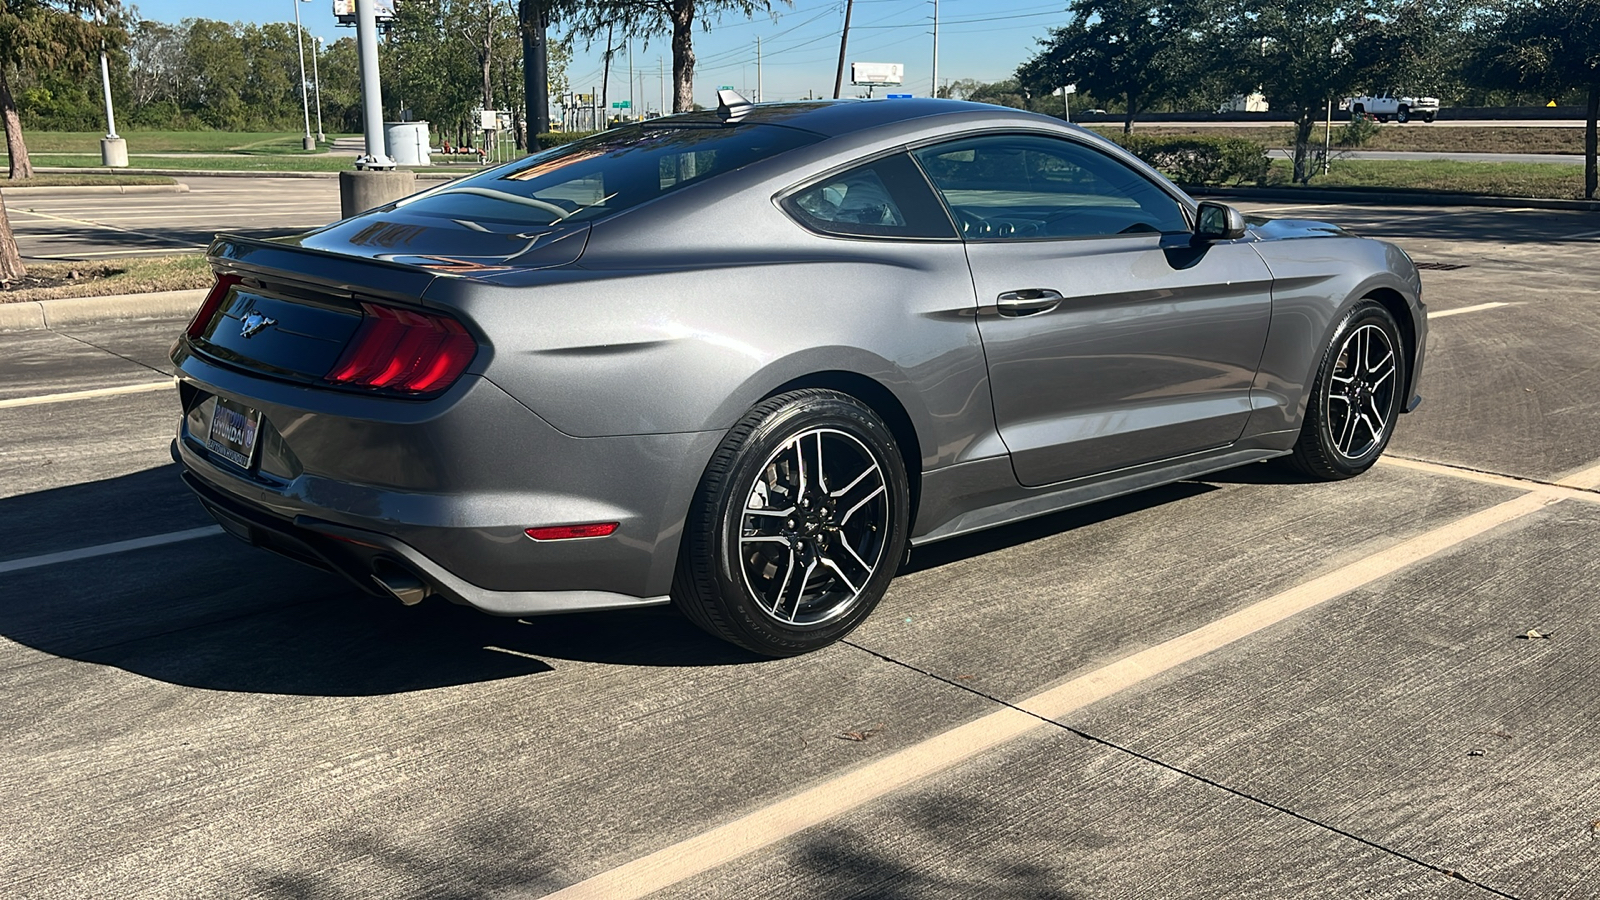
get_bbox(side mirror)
[1194,201,1247,242]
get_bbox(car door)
[912,133,1274,487]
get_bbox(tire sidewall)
[709,393,910,654]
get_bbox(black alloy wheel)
[673,389,910,656]
[1289,300,1407,480]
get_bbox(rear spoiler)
[208,234,440,308]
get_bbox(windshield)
[395,124,823,227]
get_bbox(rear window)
[394,124,822,226]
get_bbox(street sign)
[851,62,904,86]
[887,93,913,99]
[611,100,631,109]
[718,85,734,91]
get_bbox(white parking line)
[0,526,223,576]
[0,381,174,409]
[9,208,205,249]
[1428,302,1510,319]
[537,490,1555,900]
[31,249,198,259]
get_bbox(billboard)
[851,62,904,86]
[334,1,398,24]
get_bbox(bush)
[1336,115,1380,148]
[535,130,599,151]
[1110,134,1271,186]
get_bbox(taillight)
[326,302,477,394]
[186,273,242,339]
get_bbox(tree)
[561,0,788,114]
[1018,0,1204,133]
[1208,0,1398,184]
[0,0,120,179]
[1473,0,1600,198]
[936,78,1033,110]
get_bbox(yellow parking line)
[0,381,174,409]
[1381,456,1600,504]
[1428,302,1510,319]
[538,490,1554,900]
[1555,459,1600,491]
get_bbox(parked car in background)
[1343,91,1440,123]
[170,95,1427,657]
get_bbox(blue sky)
[129,0,1069,112]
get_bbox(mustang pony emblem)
[239,311,278,339]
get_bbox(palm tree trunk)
[1585,83,1597,201]
[0,68,33,180]
[671,0,696,113]
[0,193,26,283]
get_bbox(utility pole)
[659,56,665,116]
[340,0,411,219]
[311,35,325,142]
[833,0,854,99]
[293,0,315,150]
[628,40,635,121]
[95,7,125,166]
[930,0,938,97]
[519,0,552,139]
[756,37,762,102]
[600,22,614,124]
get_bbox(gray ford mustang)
[171,96,1425,656]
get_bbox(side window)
[912,135,1189,240]
[783,153,958,240]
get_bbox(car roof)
[650,98,1056,139]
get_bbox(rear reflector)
[525,523,620,541]
[186,273,242,339]
[326,302,477,394]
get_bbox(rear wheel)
[1288,301,1407,480]
[673,390,910,656]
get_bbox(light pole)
[312,35,326,143]
[293,0,315,151]
[95,8,126,166]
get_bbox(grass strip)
[0,174,177,187]
[4,131,358,154]
[1264,159,1588,199]
[0,254,211,303]
[1091,124,1586,155]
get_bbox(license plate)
[207,397,262,470]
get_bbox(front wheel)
[1288,301,1408,480]
[673,390,911,656]
[1396,107,1410,123]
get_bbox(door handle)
[996,288,1063,317]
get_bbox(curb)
[0,288,205,334]
[1189,186,1600,212]
[0,182,188,196]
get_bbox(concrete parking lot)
[2,200,1598,898]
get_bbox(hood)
[1246,216,1354,242]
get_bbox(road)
[4,202,1600,898]
[8,175,343,261]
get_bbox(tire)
[1423,114,1435,123]
[1376,115,1389,123]
[672,389,911,656]
[1396,107,1410,123]
[1352,104,1365,118]
[1288,300,1408,481]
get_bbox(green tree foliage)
[385,0,569,149]
[1017,0,1205,134]
[935,78,1033,109]
[560,0,788,113]
[1472,0,1600,198]
[0,0,121,179]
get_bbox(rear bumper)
[180,462,671,615]
[170,359,721,615]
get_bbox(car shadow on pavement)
[0,465,1231,697]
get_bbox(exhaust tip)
[372,571,429,606]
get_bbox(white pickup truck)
[1342,91,1440,123]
